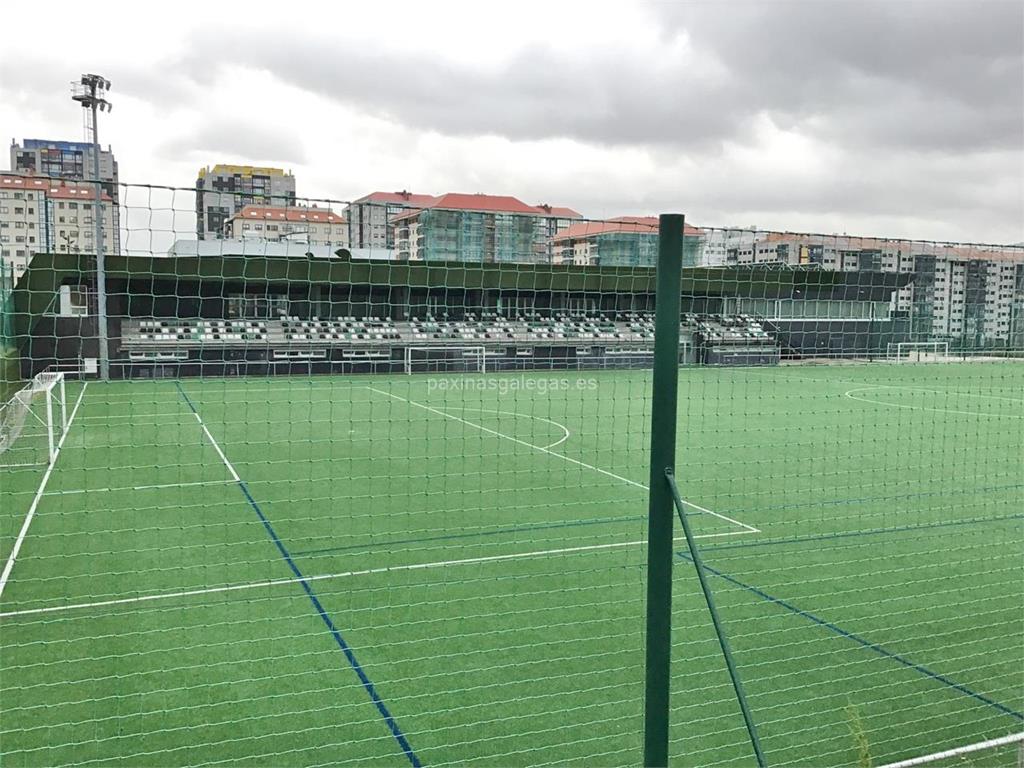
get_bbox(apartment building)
[0,175,114,282]
[47,186,116,257]
[700,228,759,266]
[0,176,44,281]
[224,205,349,249]
[195,165,296,240]
[10,138,121,254]
[391,193,581,264]
[726,231,1024,346]
[552,217,704,268]
[345,191,438,250]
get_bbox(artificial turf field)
[1,362,1021,767]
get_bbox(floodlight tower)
[71,74,112,380]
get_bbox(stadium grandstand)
[10,252,909,379]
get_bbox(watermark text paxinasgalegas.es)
[426,375,599,396]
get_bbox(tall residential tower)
[195,165,296,240]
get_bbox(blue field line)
[677,552,1024,722]
[292,512,645,557]
[727,482,1024,516]
[702,512,1024,553]
[176,382,422,767]
[294,506,1021,563]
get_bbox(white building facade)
[224,205,349,249]
[10,138,121,254]
[0,174,114,282]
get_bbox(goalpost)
[404,346,486,375]
[886,341,950,362]
[0,371,67,467]
[876,732,1024,768]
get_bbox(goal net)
[887,341,950,362]
[0,371,67,468]
[404,345,486,375]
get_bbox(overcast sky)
[1,0,1021,244]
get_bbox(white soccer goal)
[0,371,67,467]
[404,346,486,375]
[876,732,1024,768]
[886,341,950,362]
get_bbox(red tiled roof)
[390,208,424,224]
[389,193,582,223]
[554,218,703,241]
[232,205,345,224]
[0,175,51,191]
[430,193,541,214]
[46,186,112,202]
[353,191,438,207]
[533,204,584,219]
[0,175,107,199]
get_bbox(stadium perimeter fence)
[0,181,1022,767]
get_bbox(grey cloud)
[159,121,307,165]
[174,1,1022,154]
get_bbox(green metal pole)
[665,469,768,768]
[643,213,685,768]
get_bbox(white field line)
[844,388,1024,419]
[0,527,753,621]
[869,386,1024,404]
[876,732,1024,768]
[77,413,189,422]
[43,479,234,497]
[742,367,1024,402]
[449,406,572,450]
[365,387,759,534]
[187,410,241,483]
[0,383,89,600]
[90,384,368,400]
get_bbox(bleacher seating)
[135,319,267,343]
[120,313,780,371]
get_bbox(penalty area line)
[0,527,755,621]
[43,479,234,496]
[365,387,760,534]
